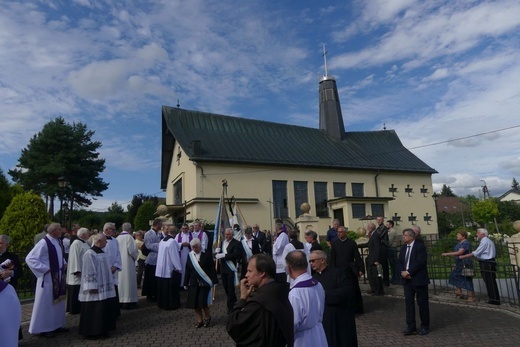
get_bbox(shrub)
[134,200,157,231]
[0,191,50,255]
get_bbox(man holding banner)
[215,228,243,314]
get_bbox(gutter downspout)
[374,171,380,197]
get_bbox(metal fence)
[359,235,520,307]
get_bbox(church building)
[160,70,438,237]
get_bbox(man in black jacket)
[216,228,243,313]
[252,224,267,253]
[227,254,293,347]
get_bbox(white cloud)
[331,0,520,70]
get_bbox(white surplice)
[0,283,21,347]
[156,238,182,278]
[289,273,328,347]
[25,235,67,334]
[117,232,138,303]
[66,239,89,286]
[79,248,116,302]
[272,232,289,275]
[176,232,191,285]
[104,235,122,285]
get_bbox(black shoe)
[203,318,211,328]
[419,327,429,335]
[487,300,501,305]
[403,327,416,335]
[40,332,56,338]
[54,327,69,333]
[195,321,203,328]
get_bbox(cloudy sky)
[1,0,520,211]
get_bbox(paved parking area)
[18,282,520,346]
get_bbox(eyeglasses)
[309,258,323,263]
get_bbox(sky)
[1,0,520,212]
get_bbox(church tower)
[319,45,345,141]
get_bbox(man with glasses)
[311,250,358,347]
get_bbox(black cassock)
[329,238,365,314]
[313,267,358,347]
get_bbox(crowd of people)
[0,215,504,346]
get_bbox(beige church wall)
[165,157,437,236]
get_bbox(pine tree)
[8,117,108,217]
[512,178,519,190]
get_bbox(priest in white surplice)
[176,223,192,287]
[156,225,182,310]
[66,227,90,315]
[78,233,116,339]
[102,222,122,317]
[285,250,327,347]
[26,223,68,338]
[117,222,139,309]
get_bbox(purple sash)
[43,237,67,303]
[291,278,319,290]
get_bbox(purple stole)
[177,232,193,243]
[291,278,319,290]
[43,236,67,303]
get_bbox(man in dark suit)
[399,228,430,336]
[216,228,243,313]
[240,227,260,279]
[252,224,267,253]
[0,235,23,290]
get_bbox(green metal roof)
[161,106,437,188]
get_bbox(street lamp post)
[432,192,440,237]
[57,176,68,226]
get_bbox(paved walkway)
[18,282,520,347]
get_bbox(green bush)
[0,191,50,255]
[134,200,157,231]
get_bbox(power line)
[408,124,520,150]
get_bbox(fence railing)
[358,234,520,307]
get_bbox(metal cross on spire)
[322,43,329,78]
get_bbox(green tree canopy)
[512,178,519,190]
[0,168,11,220]
[440,184,456,197]
[106,201,126,230]
[472,199,499,226]
[127,194,159,225]
[0,191,50,255]
[8,117,109,217]
[134,200,157,231]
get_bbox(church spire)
[318,45,345,141]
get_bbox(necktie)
[405,245,411,269]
